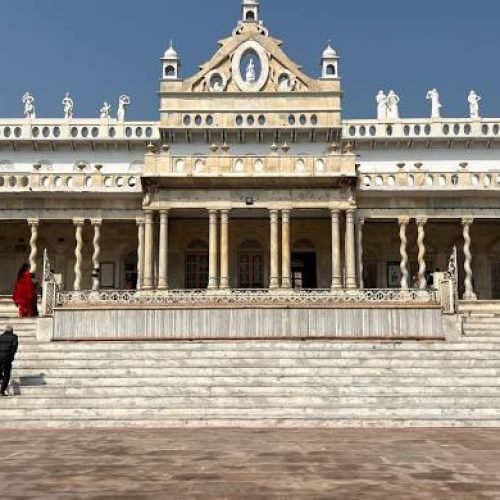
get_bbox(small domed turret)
[242,0,259,22]
[321,42,339,79]
[162,41,181,80]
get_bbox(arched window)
[165,65,175,77]
[185,239,209,289]
[326,64,336,76]
[245,10,255,21]
[238,239,264,289]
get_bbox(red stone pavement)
[1,429,500,499]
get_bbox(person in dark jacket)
[0,326,18,396]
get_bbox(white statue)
[468,90,481,120]
[100,102,111,119]
[426,88,442,119]
[22,92,36,119]
[376,90,387,120]
[246,58,256,83]
[387,90,400,119]
[62,92,74,119]
[117,95,131,122]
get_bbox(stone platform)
[1,429,500,499]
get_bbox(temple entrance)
[238,240,265,288]
[291,253,317,289]
[492,263,500,299]
[185,239,209,289]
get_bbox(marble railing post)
[73,218,85,291]
[91,219,102,291]
[416,217,428,290]
[345,209,357,289]
[398,216,410,290]
[158,210,169,290]
[27,218,39,275]
[220,210,229,289]
[331,209,342,289]
[143,210,155,290]
[136,217,145,291]
[208,209,219,289]
[462,217,477,300]
[269,209,280,289]
[281,210,292,288]
[357,216,365,289]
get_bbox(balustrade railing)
[57,287,439,308]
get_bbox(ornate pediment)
[184,23,319,94]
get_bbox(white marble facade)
[0,1,499,301]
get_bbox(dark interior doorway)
[291,252,317,289]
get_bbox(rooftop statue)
[22,92,36,119]
[386,90,400,120]
[468,90,481,120]
[62,92,74,119]
[246,58,256,83]
[100,102,111,119]
[117,95,131,122]
[426,88,442,119]
[376,91,387,120]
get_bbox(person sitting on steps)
[0,326,19,397]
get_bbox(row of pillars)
[138,208,359,291]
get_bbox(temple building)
[0,0,497,340]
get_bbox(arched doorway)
[123,251,138,290]
[292,239,317,289]
[185,239,209,289]
[238,239,264,289]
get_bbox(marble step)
[1,407,500,421]
[15,341,500,351]
[9,375,500,387]
[10,366,500,377]
[11,385,500,398]
[2,418,500,429]
[11,358,500,369]
[15,349,500,361]
[4,396,500,409]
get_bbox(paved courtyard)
[1,429,500,499]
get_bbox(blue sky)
[0,0,498,120]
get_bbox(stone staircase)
[1,308,500,428]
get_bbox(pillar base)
[463,292,477,301]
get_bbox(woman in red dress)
[12,264,38,318]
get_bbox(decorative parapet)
[144,153,356,178]
[359,170,500,191]
[57,288,438,308]
[0,120,159,143]
[343,119,500,142]
[0,172,141,193]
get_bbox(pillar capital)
[159,209,169,217]
[330,208,341,217]
[282,209,291,224]
[90,218,103,226]
[136,217,145,226]
[73,218,85,226]
[462,217,474,226]
[356,216,365,226]
[398,216,410,225]
[208,209,219,217]
[220,209,229,222]
[27,218,39,226]
[416,217,428,225]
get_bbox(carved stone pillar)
[208,209,219,289]
[357,217,365,289]
[269,209,280,289]
[281,209,291,289]
[73,218,85,291]
[331,209,342,289]
[136,217,145,291]
[27,218,39,275]
[220,210,229,289]
[416,217,428,290]
[345,209,357,289]
[143,210,155,290]
[398,216,410,290]
[158,210,169,290]
[91,219,102,291]
[462,217,477,300]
